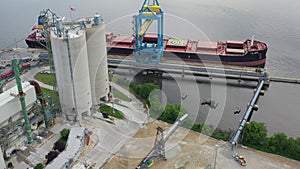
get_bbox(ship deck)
[106,33,268,56]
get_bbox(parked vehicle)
[21,62,31,69]
[38,52,49,62]
[0,69,14,79]
[20,56,33,64]
[233,154,246,166]
[0,64,5,69]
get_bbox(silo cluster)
[50,15,109,121]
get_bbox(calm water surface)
[1,0,299,137]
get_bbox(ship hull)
[25,39,46,49]
[25,30,267,68]
[107,47,267,68]
[107,47,133,56]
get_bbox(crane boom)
[136,114,189,169]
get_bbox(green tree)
[34,163,44,169]
[148,89,164,118]
[201,124,214,136]
[242,121,267,147]
[293,138,300,161]
[284,137,300,160]
[158,104,187,124]
[267,133,288,154]
[7,162,13,168]
[60,128,70,139]
[136,83,159,100]
[191,123,203,132]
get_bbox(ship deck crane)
[136,114,188,169]
[134,0,164,64]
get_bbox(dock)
[107,58,268,81]
[269,76,300,84]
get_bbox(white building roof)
[0,82,37,125]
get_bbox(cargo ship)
[106,33,268,68]
[25,28,268,68]
[25,24,47,49]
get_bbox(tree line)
[242,121,300,161]
[131,82,300,162]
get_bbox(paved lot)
[102,120,300,169]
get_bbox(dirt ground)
[101,120,300,169]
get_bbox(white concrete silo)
[85,15,109,105]
[50,28,92,120]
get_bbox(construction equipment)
[133,0,164,63]
[136,114,189,169]
[233,154,247,166]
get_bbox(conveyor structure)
[230,77,268,148]
[136,114,189,169]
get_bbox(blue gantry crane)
[134,0,164,64]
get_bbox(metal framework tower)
[38,9,61,114]
[134,0,164,64]
[12,59,33,144]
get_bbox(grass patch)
[34,72,55,86]
[41,87,58,101]
[115,102,129,108]
[110,74,130,90]
[112,88,131,102]
[98,105,125,119]
[57,136,68,143]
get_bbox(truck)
[0,69,14,79]
[233,154,246,166]
[21,62,31,69]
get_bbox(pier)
[269,76,300,84]
[107,57,300,85]
[107,58,269,81]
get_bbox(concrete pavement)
[5,65,149,168]
[3,65,53,91]
[75,82,148,168]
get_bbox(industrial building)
[50,14,109,121]
[85,15,109,105]
[0,13,110,168]
[0,82,43,157]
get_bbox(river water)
[1,0,300,137]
